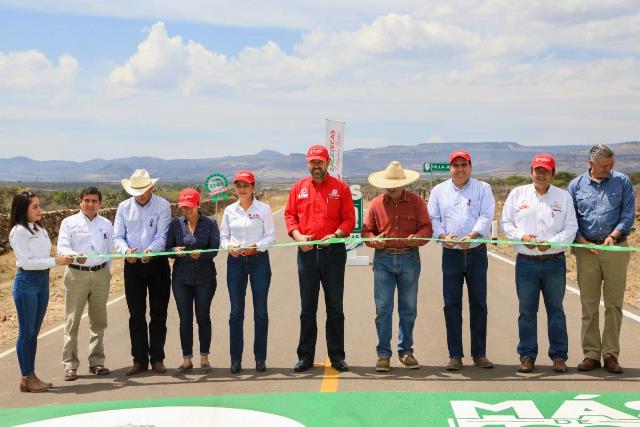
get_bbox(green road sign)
[424,162,449,172]
[204,173,229,202]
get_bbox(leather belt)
[379,247,418,255]
[517,252,564,261]
[444,244,486,254]
[69,262,108,272]
[591,236,627,245]
[241,250,263,256]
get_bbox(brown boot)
[33,373,53,388]
[603,356,623,374]
[20,375,49,393]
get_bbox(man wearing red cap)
[500,154,577,373]
[285,144,355,372]
[427,150,495,371]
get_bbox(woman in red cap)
[166,188,220,374]
[220,170,276,373]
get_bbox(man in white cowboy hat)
[113,169,172,376]
[361,161,432,372]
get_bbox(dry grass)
[0,196,288,346]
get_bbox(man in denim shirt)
[568,144,635,373]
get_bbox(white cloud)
[0,50,78,93]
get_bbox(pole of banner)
[346,185,369,266]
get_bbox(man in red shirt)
[285,144,355,372]
[362,161,432,372]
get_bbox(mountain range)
[1,141,639,182]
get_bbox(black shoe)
[330,359,349,372]
[230,361,242,374]
[256,361,266,373]
[293,359,313,372]
[174,363,193,375]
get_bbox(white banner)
[325,119,345,180]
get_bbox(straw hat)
[121,169,159,196]
[368,161,420,189]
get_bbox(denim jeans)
[516,253,568,362]
[297,244,347,362]
[227,252,271,363]
[442,245,488,358]
[13,268,49,376]
[373,250,421,358]
[172,277,216,358]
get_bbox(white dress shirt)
[500,184,578,255]
[220,199,276,252]
[427,178,495,249]
[113,194,171,254]
[57,211,114,268]
[9,224,56,270]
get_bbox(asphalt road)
[1,210,640,409]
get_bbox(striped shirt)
[113,194,171,254]
[427,178,495,249]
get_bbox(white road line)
[0,294,126,360]
[487,250,640,324]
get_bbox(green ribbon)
[77,236,639,260]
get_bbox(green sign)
[204,173,229,202]
[424,162,449,172]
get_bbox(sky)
[0,0,638,160]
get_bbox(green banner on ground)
[4,392,640,427]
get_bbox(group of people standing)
[7,142,635,392]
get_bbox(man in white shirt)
[500,154,578,373]
[57,187,113,381]
[114,169,172,376]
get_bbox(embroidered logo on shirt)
[298,188,309,199]
[550,201,562,218]
[149,219,154,228]
[249,213,262,221]
[518,201,530,210]
[328,189,340,200]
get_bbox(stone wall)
[0,199,234,255]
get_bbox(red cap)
[449,150,471,164]
[531,153,555,171]
[306,145,329,161]
[234,170,255,184]
[178,188,200,209]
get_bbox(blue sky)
[0,1,638,160]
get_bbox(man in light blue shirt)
[427,150,495,371]
[114,169,171,376]
[568,144,635,374]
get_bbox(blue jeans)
[373,251,421,358]
[172,277,216,358]
[13,268,49,376]
[516,253,568,362]
[227,252,271,363]
[442,246,488,358]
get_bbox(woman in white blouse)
[220,170,276,374]
[9,192,73,392]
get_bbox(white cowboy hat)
[121,169,159,196]
[368,161,420,189]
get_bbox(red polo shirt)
[361,190,432,248]
[285,175,355,240]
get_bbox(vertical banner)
[326,119,345,181]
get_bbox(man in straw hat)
[362,161,432,372]
[285,144,355,373]
[427,150,495,371]
[501,153,577,373]
[114,169,172,376]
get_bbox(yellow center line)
[319,357,340,392]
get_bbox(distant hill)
[1,142,639,182]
